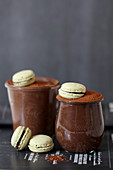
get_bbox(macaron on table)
[11,126,31,150]
[11,126,54,153]
[28,134,54,153]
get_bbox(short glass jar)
[55,90,104,152]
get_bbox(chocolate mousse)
[5,77,60,136]
[55,90,104,152]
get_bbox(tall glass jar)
[5,77,60,136]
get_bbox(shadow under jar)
[55,90,104,153]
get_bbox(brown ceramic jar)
[55,90,104,152]
[5,77,60,136]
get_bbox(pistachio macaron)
[12,70,35,87]
[11,126,32,150]
[28,135,54,153]
[59,82,86,99]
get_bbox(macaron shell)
[59,88,84,99]
[11,126,25,148]
[13,70,35,82]
[61,82,86,93]
[29,135,53,146]
[18,128,32,150]
[28,143,54,153]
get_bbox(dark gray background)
[0,0,113,104]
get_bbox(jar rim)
[5,77,60,91]
[56,90,104,104]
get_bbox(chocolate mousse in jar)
[5,70,60,136]
[55,82,104,152]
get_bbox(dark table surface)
[0,103,113,170]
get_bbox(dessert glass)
[5,77,60,136]
[55,90,104,152]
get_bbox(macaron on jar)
[5,70,60,136]
[55,82,104,153]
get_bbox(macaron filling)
[16,130,25,149]
[13,77,34,83]
[13,77,35,85]
[30,144,54,149]
[60,89,85,94]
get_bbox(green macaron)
[59,82,86,99]
[28,135,54,153]
[12,70,35,87]
[11,126,32,150]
